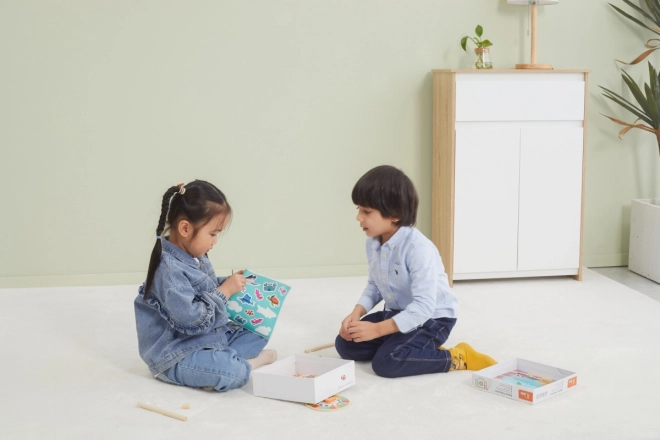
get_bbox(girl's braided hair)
[143,180,231,299]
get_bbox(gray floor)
[590,266,660,303]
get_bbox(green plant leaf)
[644,82,660,125]
[643,0,660,24]
[610,3,660,36]
[622,69,652,114]
[646,61,660,128]
[649,61,660,98]
[650,61,660,123]
[621,0,658,24]
[600,85,653,126]
[621,70,655,123]
[461,36,468,51]
[481,40,493,48]
[602,93,653,126]
[476,25,483,38]
[601,82,652,124]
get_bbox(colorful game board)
[305,395,350,411]
[225,269,291,339]
[495,369,554,389]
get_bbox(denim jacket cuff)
[213,288,228,305]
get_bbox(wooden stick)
[137,402,187,422]
[304,342,334,353]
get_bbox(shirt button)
[382,275,387,280]
[388,295,393,299]
[200,264,205,269]
[382,253,387,258]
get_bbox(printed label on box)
[518,389,534,402]
[495,382,513,398]
[474,376,490,391]
[568,377,577,388]
[550,382,564,396]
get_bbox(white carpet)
[2,269,660,440]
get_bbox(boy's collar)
[371,226,411,250]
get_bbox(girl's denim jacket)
[133,237,236,375]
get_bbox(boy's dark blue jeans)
[335,310,457,378]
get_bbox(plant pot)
[474,47,492,69]
[628,199,660,283]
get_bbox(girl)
[335,166,496,378]
[134,180,276,392]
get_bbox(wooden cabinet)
[432,70,588,285]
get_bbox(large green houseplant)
[602,0,660,154]
[603,0,660,284]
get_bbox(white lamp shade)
[508,0,558,4]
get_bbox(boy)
[336,165,496,377]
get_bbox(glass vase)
[474,47,493,69]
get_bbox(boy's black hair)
[143,180,231,299]
[351,165,418,226]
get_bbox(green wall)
[1,0,658,287]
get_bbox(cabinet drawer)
[456,80,585,121]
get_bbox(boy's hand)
[339,313,359,341]
[339,306,366,341]
[347,321,381,342]
[348,318,399,343]
[218,270,246,297]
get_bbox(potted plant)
[460,25,493,69]
[602,0,660,283]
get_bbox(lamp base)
[515,63,553,70]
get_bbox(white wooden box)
[252,355,355,404]
[472,358,577,405]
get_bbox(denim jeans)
[335,310,457,378]
[158,327,268,391]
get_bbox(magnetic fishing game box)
[472,358,577,405]
[252,355,355,404]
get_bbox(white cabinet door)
[517,127,584,271]
[454,128,521,273]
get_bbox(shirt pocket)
[391,263,411,290]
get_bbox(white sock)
[247,349,277,370]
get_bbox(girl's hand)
[218,270,246,297]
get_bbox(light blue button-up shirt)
[357,226,458,333]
